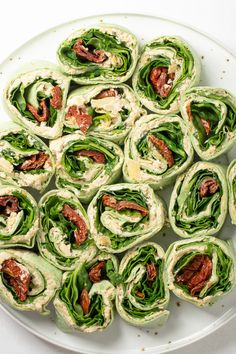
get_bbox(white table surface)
[0,0,236,353]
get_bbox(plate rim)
[1,11,236,354]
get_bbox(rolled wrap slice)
[54,252,119,333]
[132,36,200,114]
[38,189,97,271]
[63,84,146,144]
[0,185,39,248]
[181,87,236,160]
[123,114,194,189]
[169,161,228,238]
[165,236,236,307]
[57,24,139,84]
[87,183,166,253]
[227,159,236,224]
[50,133,124,203]
[5,68,70,139]
[0,125,54,191]
[116,242,169,328]
[0,249,61,314]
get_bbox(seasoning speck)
[168,341,172,344]
[162,232,166,237]
[146,330,149,333]
[222,70,226,73]
[141,348,145,352]
[137,334,141,337]
[226,58,230,62]
[220,77,223,80]
[176,301,181,307]
[201,56,204,59]
[222,304,225,308]
[155,332,158,335]
[100,19,104,23]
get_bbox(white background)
[0,0,236,353]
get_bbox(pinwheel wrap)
[87,183,166,253]
[57,24,139,84]
[50,133,124,203]
[5,68,70,139]
[116,242,169,328]
[38,189,97,270]
[54,252,119,333]
[169,161,228,238]
[63,84,145,144]
[0,185,39,248]
[0,124,54,191]
[227,159,236,224]
[123,114,194,189]
[132,36,200,114]
[0,249,61,314]
[165,236,236,307]
[181,87,236,160]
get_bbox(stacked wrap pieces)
[132,36,200,114]
[0,249,61,314]
[50,133,124,203]
[5,68,70,139]
[0,125,54,191]
[165,236,236,307]
[54,252,119,333]
[123,114,194,189]
[38,189,97,271]
[88,183,166,253]
[57,24,139,84]
[116,242,169,328]
[0,185,39,248]
[181,87,236,160]
[63,84,146,144]
[169,161,228,238]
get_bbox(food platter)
[0,12,236,354]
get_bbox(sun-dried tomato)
[1,259,30,301]
[149,134,174,167]
[149,67,175,97]
[50,86,62,110]
[0,196,19,215]
[62,204,88,246]
[79,288,90,315]
[176,255,213,297]
[73,39,107,63]
[94,89,117,99]
[102,195,149,217]
[88,261,106,283]
[199,179,219,198]
[27,100,49,122]
[75,150,105,164]
[66,105,92,134]
[17,152,48,171]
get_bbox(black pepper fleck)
[176,301,181,307]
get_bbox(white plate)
[0,12,236,354]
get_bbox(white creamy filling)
[100,210,142,236]
[0,211,24,236]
